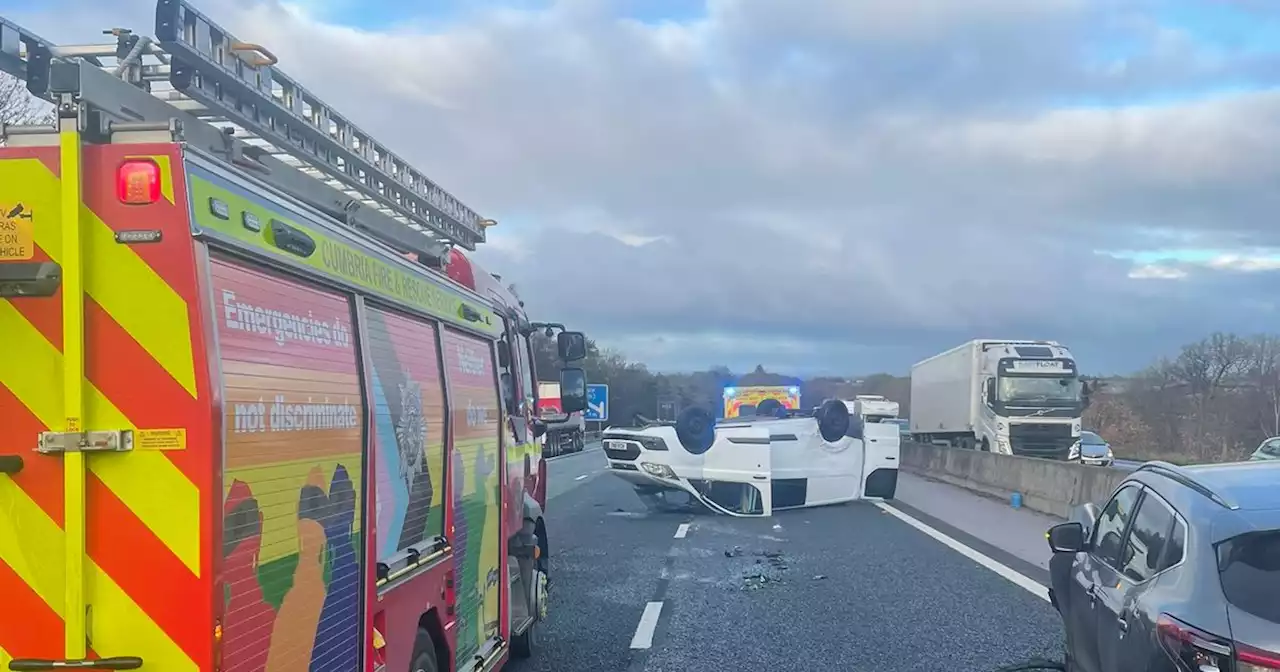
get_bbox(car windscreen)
[1081,432,1105,444]
[1219,530,1280,624]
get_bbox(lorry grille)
[1009,423,1075,460]
[603,439,641,461]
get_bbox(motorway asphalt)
[509,450,1068,672]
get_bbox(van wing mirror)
[558,331,588,362]
[559,367,588,414]
[1047,522,1086,553]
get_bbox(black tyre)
[817,399,850,442]
[409,628,439,672]
[511,612,539,659]
[534,518,550,579]
[675,407,716,455]
[756,398,784,417]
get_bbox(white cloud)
[9,0,1279,374]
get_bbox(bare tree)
[1,73,52,126]
[1245,334,1280,438]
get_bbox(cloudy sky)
[6,0,1280,376]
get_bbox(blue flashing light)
[788,386,799,395]
[725,387,737,397]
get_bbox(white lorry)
[537,381,586,456]
[850,395,900,423]
[910,340,1087,461]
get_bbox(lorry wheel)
[409,628,440,672]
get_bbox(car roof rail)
[1135,461,1239,510]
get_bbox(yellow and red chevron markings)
[0,144,214,670]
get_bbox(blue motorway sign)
[586,384,609,422]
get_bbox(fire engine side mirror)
[557,331,587,362]
[497,339,511,369]
[559,367,588,414]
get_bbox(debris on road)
[724,546,791,590]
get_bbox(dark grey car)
[1046,461,1280,672]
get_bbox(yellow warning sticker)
[136,428,187,451]
[66,416,82,432]
[0,203,35,261]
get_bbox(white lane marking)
[674,523,690,539]
[630,601,665,649]
[575,474,589,481]
[874,501,1050,603]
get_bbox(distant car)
[1250,437,1280,461]
[1047,461,1280,672]
[1069,430,1114,467]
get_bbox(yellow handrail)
[58,112,88,660]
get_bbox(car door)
[860,420,900,499]
[698,425,772,516]
[1095,488,1176,672]
[1070,484,1141,672]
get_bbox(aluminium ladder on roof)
[0,0,490,258]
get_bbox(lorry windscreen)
[998,375,1082,403]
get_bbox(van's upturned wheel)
[980,438,990,453]
[409,628,439,672]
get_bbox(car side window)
[1262,439,1280,456]
[1120,491,1176,582]
[1159,518,1186,573]
[1092,485,1141,569]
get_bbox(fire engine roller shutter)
[211,258,366,672]
[441,328,504,668]
[364,306,448,565]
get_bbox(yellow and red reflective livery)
[0,138,555,671]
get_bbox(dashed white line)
[873,501,1050,603]
[630,601,665,649]
[673,523,690,539]
[574,474,589,481]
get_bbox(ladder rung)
[153,0,485,250]
[1,10,469,261]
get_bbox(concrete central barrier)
[900,442,1129,519]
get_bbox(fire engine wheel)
[511,613,540,659]
[535,518,550,579]
[409,628,440,672]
